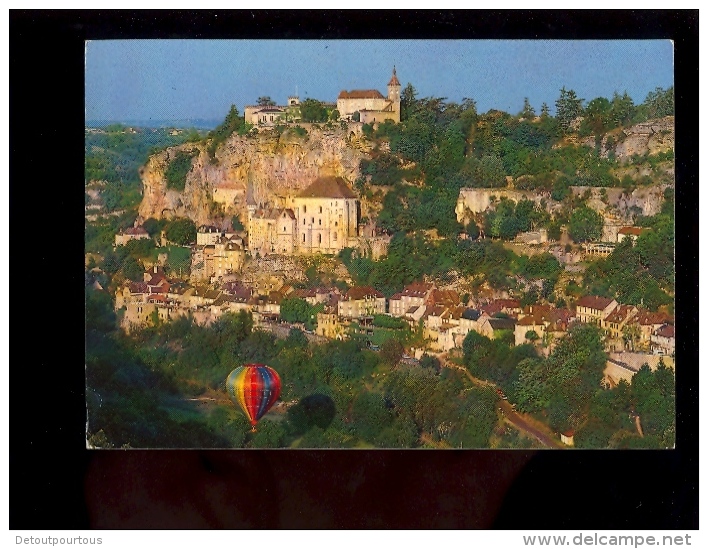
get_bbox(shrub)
[165,150,197,191]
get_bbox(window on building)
[319,206,323,213]
[319,219,322,225]
[311,218,314,224]
[303,234,306,242]
[318,234,322,244]
[304,206,306,213]
[333,232,337,241]
[334,221,338,227]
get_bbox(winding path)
[439,353,566,449]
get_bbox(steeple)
[388,66,400,87]
[387,66,401,116]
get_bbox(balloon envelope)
[226,364,281,427]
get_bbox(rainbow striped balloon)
[226,364,282,428]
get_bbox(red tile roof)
[402,282,433,297]
[345,286,384,300]
[618,226,645,236]
[635,309,671,326]
[338,89,385,100]
[655,324,675,338]
[605,304,636,324]
[297,176,357,199]
[576,295,615,311]
[428,289,460,306]
[388,67,400,87]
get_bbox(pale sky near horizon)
[85,39,674,122]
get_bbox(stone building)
[115,225,150,246]
[212,181,246,206]
[389,282,433,317]
[291,176,359,254]
[338,286,386,319]
[575,295,618,325]
[248,176,360,257]
[248,208,297,256]
[337,67,401,123]
[196,225,223,246]
[244,96,301,126]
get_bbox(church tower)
[387,66,401,121]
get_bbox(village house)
[513,305,575,348]
[389,282,434,317]
[575,295,618,325]
[602,304,639,351]
[244,96,301,126]
[632,309,673,351]
[338,286,386,319]
[316,295,345,340]
[617,226,646,243]
[196,225,223,246]
[650,324,675,356]
[425,305,468,352]
[212,237,245,277]
[514,315,548,347]
[114,225,150,246]
[480,298,522,319]
[478,316,517,340]
[337,67,401,123]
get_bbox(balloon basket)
[250,426,257,433]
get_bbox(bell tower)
[387,66,401,122]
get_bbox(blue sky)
[85,39,674,122]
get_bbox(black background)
[9,10,698,529]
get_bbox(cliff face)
[138,125,369,226]
[579,116,674,160]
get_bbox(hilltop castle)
[337,66,401,123]
[243,67,402,126]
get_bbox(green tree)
[121,256,144,281]
[420,354,441,373]
[464,220,480,240]
[280,297,313,325]
[380,337,405,366]
[641,86,674,119]
[257,96,276,106]
[579,97,613,136]
[165,150,197,191]
[231,215,244,231]
[285,327,309,349]
[400,83,418,121]
[555,87,584,134]
[300,99,328,122]
[165,218,196,245]
[520,97,536,119]
[569,206,603,242]
[610,91,636,127]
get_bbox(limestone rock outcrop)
[138,125,368,226]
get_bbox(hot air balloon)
[226,364,281,431]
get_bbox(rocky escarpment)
[138,125,370,226]
[580,116,674,160]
